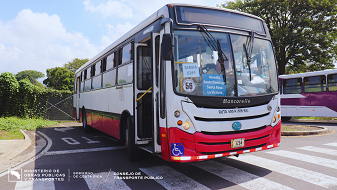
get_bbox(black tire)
[281,117,292,122]
[126,117,140,161]
[82,109,91,133]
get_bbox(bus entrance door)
[134,42,155,152]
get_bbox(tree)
[219,0,337,74]
[63,58,89,72]
[43,67,75,91]
[15,70,45,85]
[0,72,19,117]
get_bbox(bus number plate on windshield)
[231,138,245,148]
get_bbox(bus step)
[139,144,153,153]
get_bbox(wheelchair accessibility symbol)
[171,143,184,156]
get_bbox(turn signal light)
[177,120,183,126]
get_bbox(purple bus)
[279,69,337,120]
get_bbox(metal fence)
[41,94,75,121]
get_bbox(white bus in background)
[279,69,337,120]
[74,4,281,162]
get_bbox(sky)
[0,0,225,81]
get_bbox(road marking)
[81,136,100,144]
[44,147,126,155]
[191,160,293,190]
[84,172,131,190]
[297,146,337,156]
[232,154,337,188]
[324,142,337,147]
[139,165,210,190]
[54,127,74,132]
[267,150,337,169]
[15,180,55,190]
[61,137,80,145]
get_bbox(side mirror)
[161,34,172,61]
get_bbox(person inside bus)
[206,63,218,74]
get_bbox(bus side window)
[279,80,282,94]
[107,53,115,70]
[283,78,302,94]
[304,75,326,93]
[328,74,337,91]
[103,69,116,87]
[84,67,91,91]
[118,63,133,85]
[121,43,132,65]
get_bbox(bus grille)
[201,126,267,135]
[199,143,267,155]
[194,112,269,122]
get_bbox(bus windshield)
[173,30,278,97]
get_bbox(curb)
[281,126,331,136]
[0,131,50,177]
[288,119,337,123]
[0,129,32,165]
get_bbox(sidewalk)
[0,122,80,174]
[0,129,31,166]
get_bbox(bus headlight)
[183,121,191,130]
[174,110,180,118]
[271,107,281,127]
[273,115,277,123]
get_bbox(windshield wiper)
[243,31,255,81]
[197,25,228,79]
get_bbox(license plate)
[231,138,245,148]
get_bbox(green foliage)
[0,117,59,131]
[0,72,72,118]
[219,0,337,75]
[15,70,45,85]
[0,117,60,139]
[43,67,75,91]
[0,72,19,117]
[35,81,46,89]
[64,58,89,72]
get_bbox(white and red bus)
[279,69,337,120]
[74,4,281,162]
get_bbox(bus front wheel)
[126,117,140,161]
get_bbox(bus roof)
[279,69,337,79]
[76,5,169,74]
[75,4,264,74]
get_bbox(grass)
[281,125,301,132]
[292,116,337,120]
[0,117,61,140]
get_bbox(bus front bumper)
[166,121,281,162]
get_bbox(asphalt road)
[0,121,336,190]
